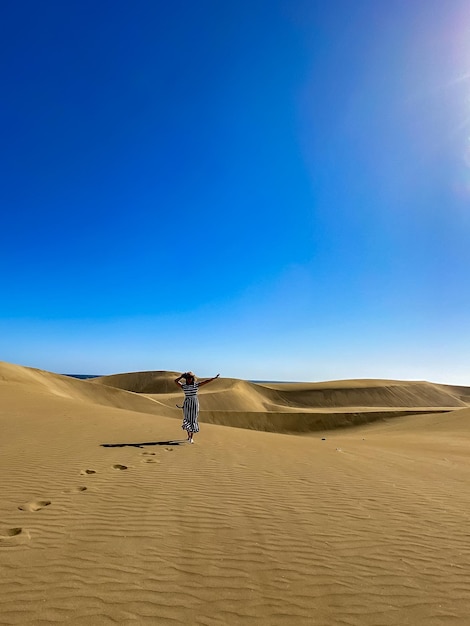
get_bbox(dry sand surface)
[2,361,470,625]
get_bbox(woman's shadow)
[100,439,187,448]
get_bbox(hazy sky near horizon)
[1,0,470,383]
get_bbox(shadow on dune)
[101,440,187,448]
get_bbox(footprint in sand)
[18,500,51,512]
[0,528,31,547]
[141,458,160,464]
[63,486,88,493]
[80,469,96,475]
[141,452,156,456]
[164,447,173,452]
[112,464,128,470]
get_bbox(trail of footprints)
[1,446,176,547]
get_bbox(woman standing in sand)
[175,372,219,443]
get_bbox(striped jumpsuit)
[181,383,200,433]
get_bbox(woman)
[175,371,219,443]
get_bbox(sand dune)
[2,361,470,624]
[93,370,470,407]
[90,370,182,394]
[93,369,469,433]
[261,378,469,408]
[0,361,173,415]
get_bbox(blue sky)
[1,0,470,383]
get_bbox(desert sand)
[1,360,470,625]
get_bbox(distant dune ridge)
[3,361,466,431]
[90,369,469,433]
[2,360,470,625]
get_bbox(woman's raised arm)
[198,374,220,388]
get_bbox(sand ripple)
[2,363,470,624]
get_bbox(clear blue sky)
[1,0,469,383]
